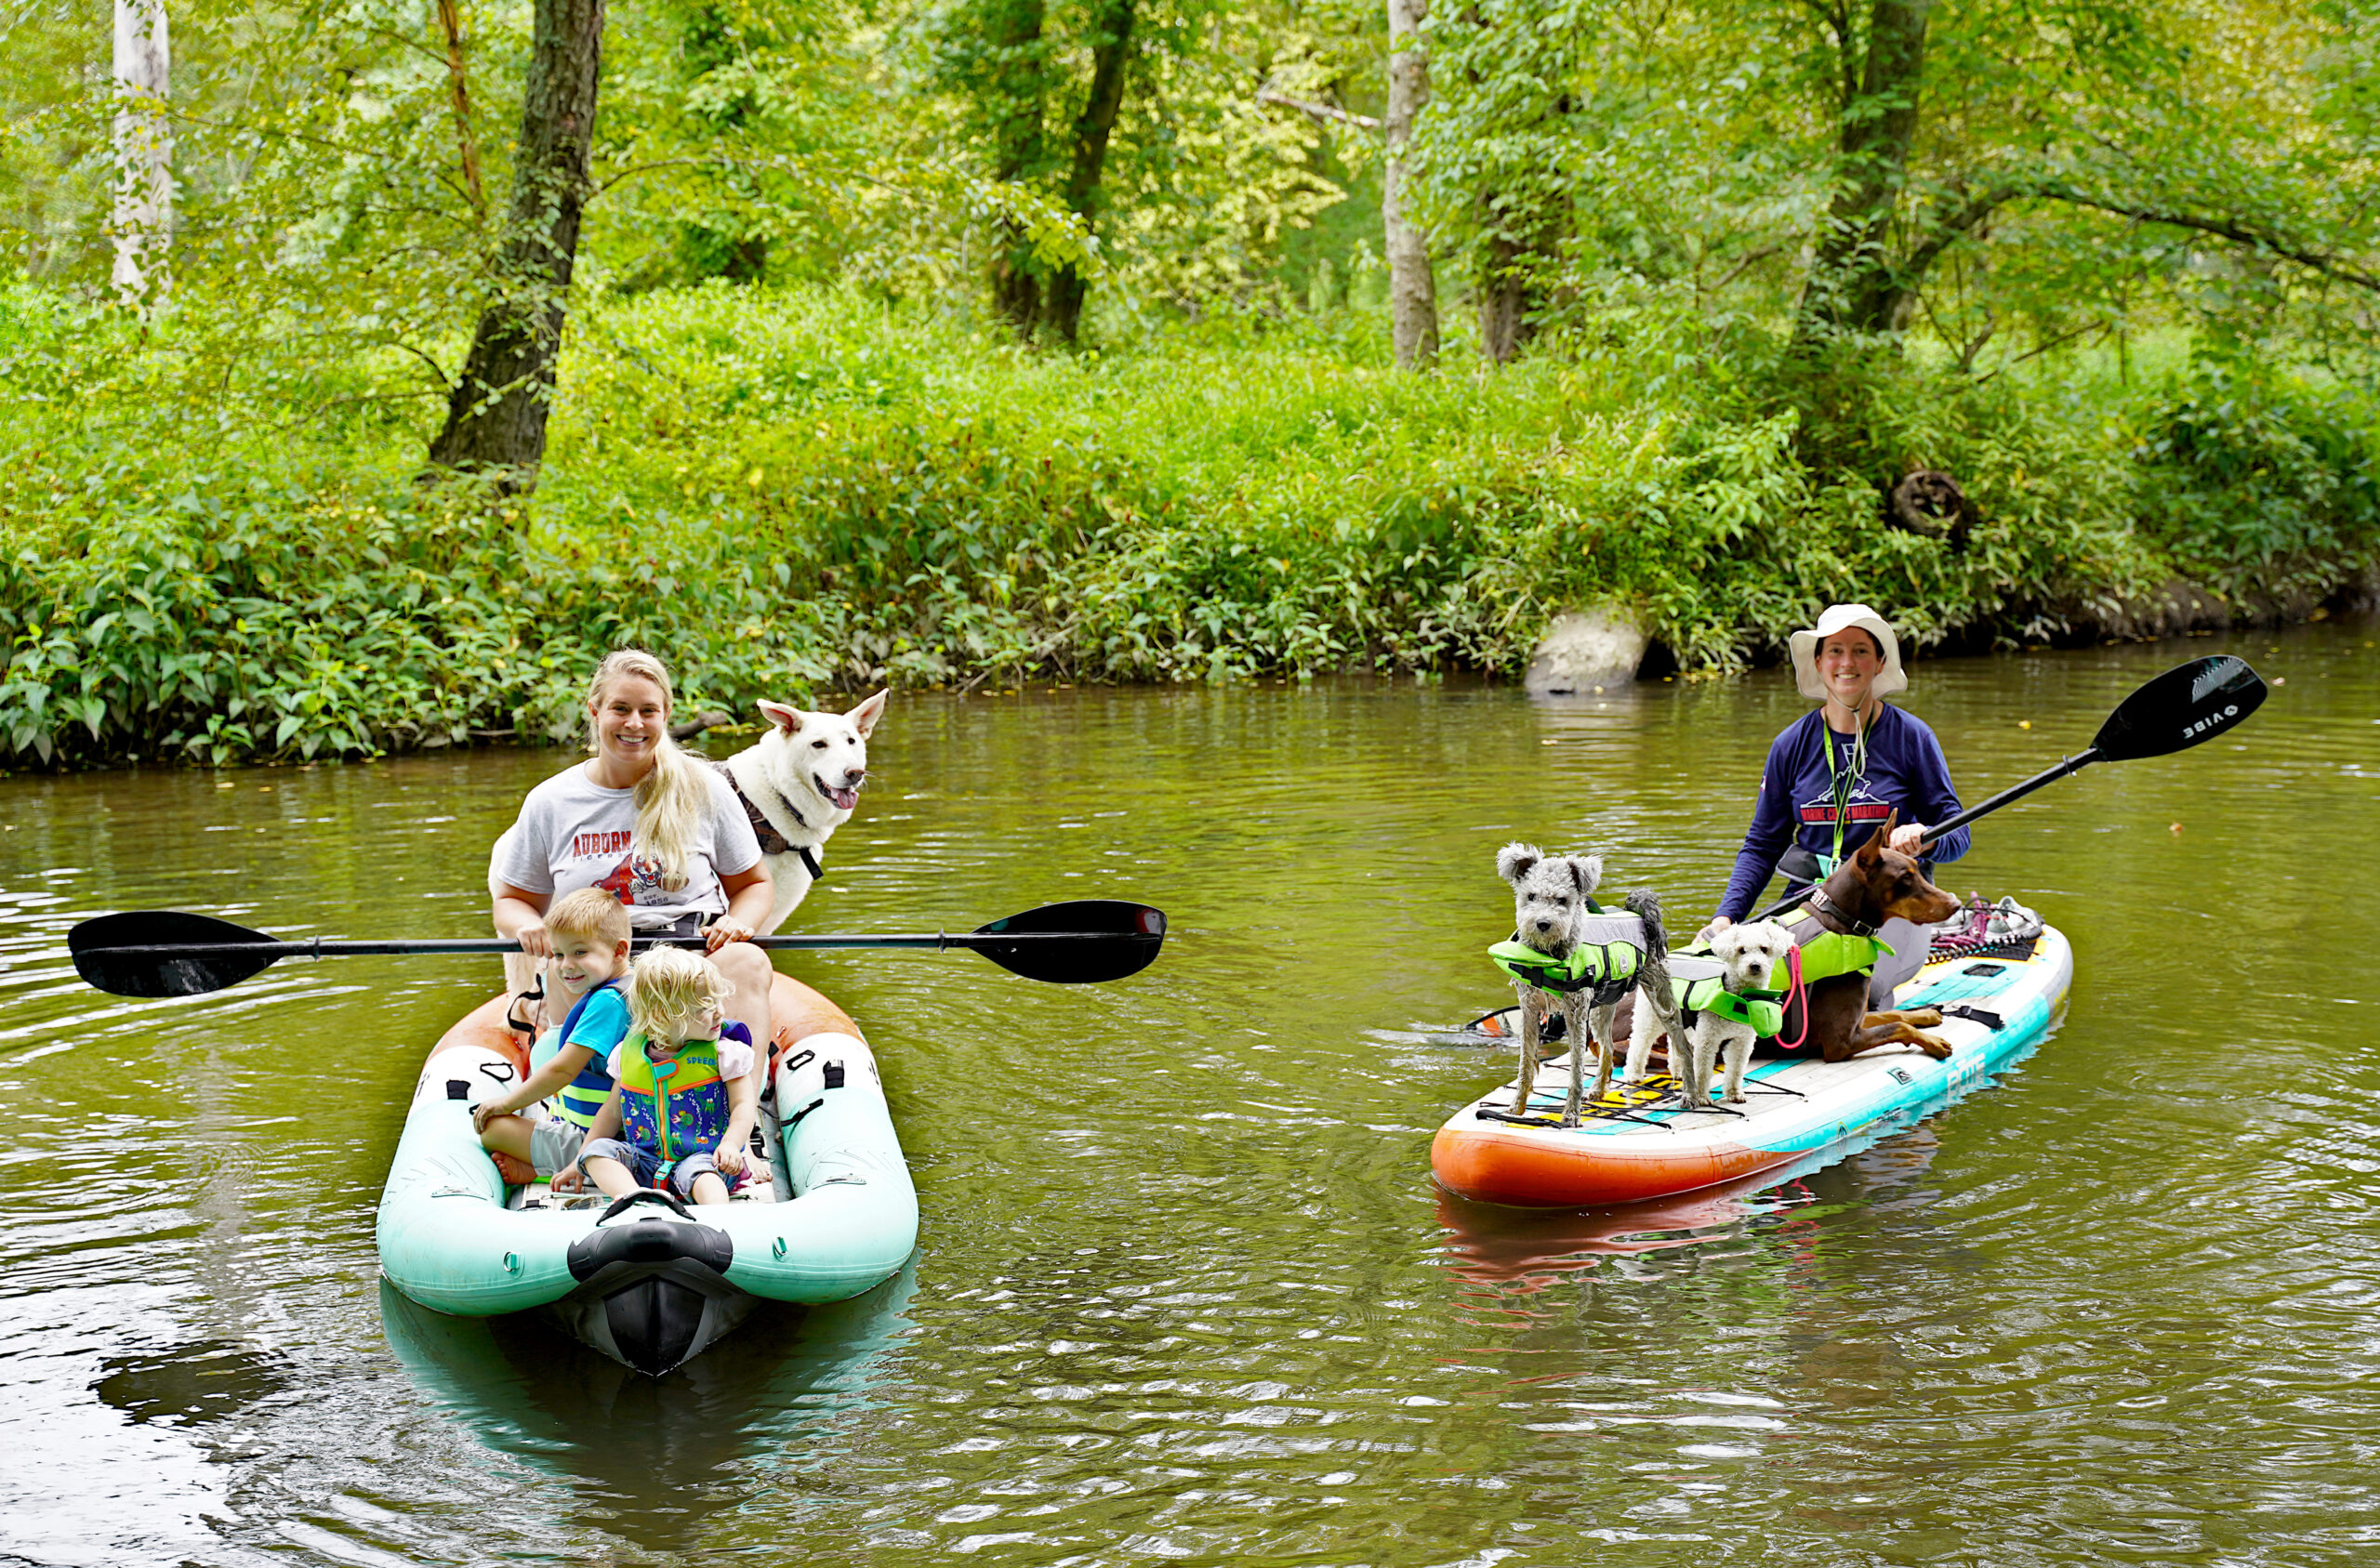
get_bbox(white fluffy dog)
[717,691,886,935]
[1673,919,1796,1110]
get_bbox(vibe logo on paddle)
[2180,703,2239,742]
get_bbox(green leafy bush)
[2134,357,2380,600]
[0,286,2368,768]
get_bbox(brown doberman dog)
[1605,809,1961,1072]
[1788,810,1961,1061]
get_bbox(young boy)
[554,946,759,1206]
[472,887,634,1181]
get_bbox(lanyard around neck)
[1822,708,1872,863]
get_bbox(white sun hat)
[1788,602,1907,701]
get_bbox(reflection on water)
[378,1265,919,1549]
[3,617,2378,1565]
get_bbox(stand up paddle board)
[1431,924,2070,1207]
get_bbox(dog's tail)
[1624,888,1667,962]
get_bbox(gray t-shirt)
[495,761,763,929]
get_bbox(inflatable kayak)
[1431,921,2070,1207]
[376,973,918,1375]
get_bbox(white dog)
[1670,919,1795,1110]
[716,691,886,935]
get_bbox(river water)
[2,619,2375,1567]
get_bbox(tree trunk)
[110,0,171,304]
[1042,0,1136,345]
[1477,224,1558,364]
[1795,0,1933,343]
[985,0,1050,336]
[426,0,604,486]
[1383,0,1438,367]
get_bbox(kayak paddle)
[68,898,1168,998]
[1752,652,2268,920]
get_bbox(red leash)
[1772,943,1810,1051]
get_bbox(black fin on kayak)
[604,1276,709,1377]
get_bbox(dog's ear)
[847,689,889,739]
[1855,809,1899,861]
[1567,854,1604,893]
[1497,843,1540,886]
[758,700,804,736]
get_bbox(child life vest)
[615,1034,732,1171]
[535,979,626,1131]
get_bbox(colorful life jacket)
[615,1034,730,1171]
[542,979,626,1130]
[1488,914,1646,996]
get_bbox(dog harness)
[712,762,825,883]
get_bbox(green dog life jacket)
[1665,921,1899,1037]
[1665,956,1787,1035]
[1488,914,1647,995]
[1782,921,1895,982]
[1491,914,1895,1034]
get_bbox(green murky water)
[3,619,2376,1566]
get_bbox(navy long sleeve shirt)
[1716,704,1970,922]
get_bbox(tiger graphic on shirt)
[590,851,691,909]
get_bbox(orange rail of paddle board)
[1431,1122,1795,1208]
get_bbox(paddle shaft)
[1914,747,2102,848]
[1749,748,2103,922]
[75,931,1124,960]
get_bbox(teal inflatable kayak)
[376,979,919,1375]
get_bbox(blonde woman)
[491,650,776,1048]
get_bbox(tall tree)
[982,0,1055,332]
[1416,0,1579,362]
[1792,0,1933,344]
[426,0,605,484]
[110,0,171,302]
[1382,0,1438,366]
[1042,0,1138,342]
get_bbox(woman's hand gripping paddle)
[1752,653,2268,921]
[68,899,1168,998]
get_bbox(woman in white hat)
[1704,603,1969,998]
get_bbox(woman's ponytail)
[585,648,707,892]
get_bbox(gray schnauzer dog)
[1496,842,1606,1127]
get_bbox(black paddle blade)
[2090,654,2268,762]
[69,910,287,998]
[967,900,1166,984]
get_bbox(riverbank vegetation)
[4,0,2377,764]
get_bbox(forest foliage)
[3,0,2377,764]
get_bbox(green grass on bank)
[2,283,2375,766]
